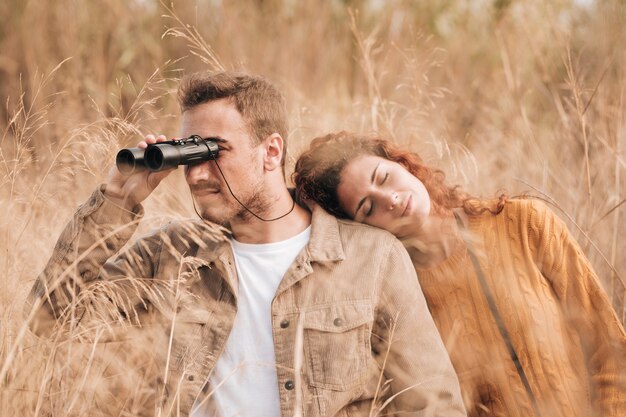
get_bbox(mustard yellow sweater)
[409,199,626,417]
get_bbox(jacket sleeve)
[373,237,467,416]
[528,200,626,416]
[25,186,163,338]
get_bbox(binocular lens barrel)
[115,137,219,175]
[145,145,177,171]
[116,148,146,175]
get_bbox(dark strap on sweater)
[454,213,543,417]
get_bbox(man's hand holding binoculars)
[105,134,221,210]
[104,134,173,210]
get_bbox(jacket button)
[188,375,195,381]
[280,319,290,329]
[284,380,294,390]
[333,317,343,327]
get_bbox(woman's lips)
[401,194,412,217]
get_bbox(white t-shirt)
[192,226,311,417]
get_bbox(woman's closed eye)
[356,199,374,219]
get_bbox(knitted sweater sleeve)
[525,199,626,416]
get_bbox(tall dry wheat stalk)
[0,0,624,415]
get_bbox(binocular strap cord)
[453,212,543,417]
[194,156,296,223]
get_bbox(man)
[27,71,466,417]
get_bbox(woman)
[293,131,626,417]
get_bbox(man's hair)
[178,71,289,162]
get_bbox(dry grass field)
[1,0,624,415]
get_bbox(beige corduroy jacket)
[27,186,466,417]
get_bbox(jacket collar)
[194,203,345,263]
[305,203,345,263]
[187,221,237,296]
[273,204,345,294]
[192,220,231,263]
[193,203,346,296]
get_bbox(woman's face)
[337,155,431,238]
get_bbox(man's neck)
[230,191,311,244]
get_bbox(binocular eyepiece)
[116,135,220,175]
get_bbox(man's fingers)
[147,167,176,190]
[139,134,167,148]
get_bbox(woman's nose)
[386,192,399,210]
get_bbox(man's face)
[181,99,270,226]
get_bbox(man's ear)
[262,133,284,171]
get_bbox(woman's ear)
[263,133,284,171]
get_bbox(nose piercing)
[389,192,398,210]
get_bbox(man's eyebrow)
[354,163,380,216]
[206,136,227,143]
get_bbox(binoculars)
[116,135,220,175]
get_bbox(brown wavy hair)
[293,131,506,219]
[178,71,289,167]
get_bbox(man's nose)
[185,162,213,184]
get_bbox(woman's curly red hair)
[293,131,506,219]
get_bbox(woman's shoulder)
[496,197,566,243]
[467,197,561,239]
[466,196,553,224]
[501,197,554,220]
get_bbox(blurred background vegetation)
[1,0,624,414]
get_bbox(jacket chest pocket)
[302,302,372,391]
